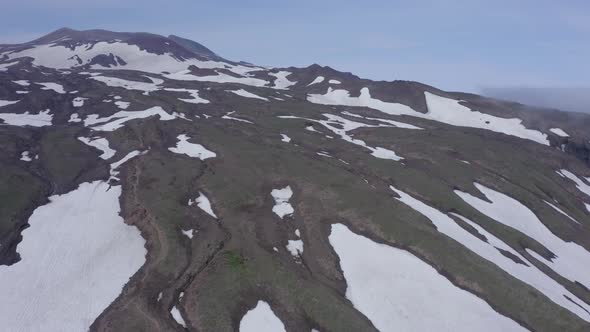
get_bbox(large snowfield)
[329,223,526,331]
[0,181,146,332]
[308,88,549,145]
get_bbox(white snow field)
[168,134,216,160]
[91,75,162,93]
[307,88,549,145]
[37,82,66,94]
[239,301,286,332]
[544,200,581,224]
[0,109,53,127]
[390,186,590,321]
[72,97,87,107]
[0,181,146,332]
[280,134,291,143]
[84,106,176,131]
[0,99,20,107]
[269,71,296,89]
[456,183,590,290]
[164,88,210,104]
[328,79,341,84]
[307,76,325,86]
[271,186,294,219]
[229,88,269,101]
[557,169,590,198]
[188,192,218,219]
[549,128,569,137]
[280,113,405,161]
[170,306,187,328]
[78,136,116,160]
[329,223,527,332]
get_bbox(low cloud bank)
[481,87,590,114]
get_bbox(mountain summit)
[1,28,590,332]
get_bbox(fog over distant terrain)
[481,87,590,114]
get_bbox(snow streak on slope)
[170,306,187,328]
[329,223,527,332]
[0,99,20,107]
[390,186,590,321]
[78,137,116,160]
[271,186,294,219]
[307,88,549,145]
[0,181,146,332]
[0,60,19,71]
[239,301,286,332]
[280,114,405,161]
[164,88,209,104]
[557,169,590,198]
[168,134,216,160]
[84,106,176,131]
[165,70,269,87]
[91,75,162,93]
[544,201,581,224]
[549,128,569,137]
[229,89,268,101]
[0,109,52,127]
[456,183,590,290]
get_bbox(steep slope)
[1,28,590,332]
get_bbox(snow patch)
[72,97,87,107]
[229,89,268,101]
[557,169,590,198]
[280,134,291,143]
[271,186,294,219]
[0,100,19,107]
[168,134,216,160]
[329,223,527,331]
[239,301,286,332]
[164,88,210,104]
[0,109,52,127]
[78,136,116,160]
[170,306,187,328]
[307,76,325,86]
[222,111,254,124]
[549,128,569,137]
[20,151,32,162]
[189,192,218,219]
[37,82,66,94]
[269,71,296,89]
[85,106,176,131]
[544,201,580,224]
[328,79,341,84]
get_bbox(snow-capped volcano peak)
[0,28,250,75]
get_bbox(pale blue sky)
[1,0,589,93]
